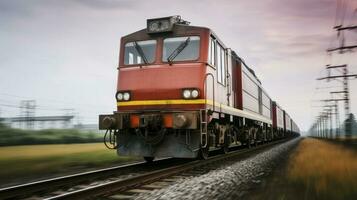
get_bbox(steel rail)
[47,138,293,200]
[0,157,176,199]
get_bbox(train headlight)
[191,89,199,98]
[116,92,123,101]
[183,89,191,99]
[123,92,130,101]
[116,91,131,101]
[182,88,200,99]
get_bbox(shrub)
[0,126,102,146]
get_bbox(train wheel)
[222,131,230,154]
[144,156,154,162]
[247,139,252,148]
[222,144,229,154]
[247,128,253,148]
[199,146,209,160]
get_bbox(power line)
[327,44,357,52]
[310,1,357,138]
[335,25,357,31]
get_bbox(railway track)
[0,138,292,200]
[45,139,291,199]
[0,157,188,200]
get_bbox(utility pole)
[317,64,357,138]
[309,4,357,138]
[329,91,345,137]
[326,23,357,137]
[323,113,327,138]
[317,117,321,137]
[333,100,340,137]
[319,117,323,137]
[318,97,342,138]
[325,106,333,138]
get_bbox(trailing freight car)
[284,111,292,137]
[291,119,300,136]
[272,101,285,138]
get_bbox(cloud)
[73,0,135,10]
[1,0,355,130]
[270,0,335,19]
[0,0,37,19]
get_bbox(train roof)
[121,24,210,42]
[122,16,262,83]
[121,16,270,103]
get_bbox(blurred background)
[0,1,357,196]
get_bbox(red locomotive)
[99,16,300,161]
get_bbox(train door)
[232,57,243,110]
[258,87,263,115]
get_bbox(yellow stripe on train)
[116,99,271,124]
[117,99,212,106]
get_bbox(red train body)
[272,101,285,137]
[99,16,300,160]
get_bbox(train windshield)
[124,40,156,65]
[163,36,200,62]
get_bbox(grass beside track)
[286,138,357,199]
[0,143,140,187]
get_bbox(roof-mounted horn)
[147,15,190,34]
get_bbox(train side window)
[217,44,222,83]
[209,37,216,67]
[221,48,226,85]
[217,43,226,85]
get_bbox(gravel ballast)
[136,138,301,200]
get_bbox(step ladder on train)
[201,73,215,148]
[200,109,208,148]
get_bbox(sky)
[0,0,357,132]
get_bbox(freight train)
[99,16,300,161]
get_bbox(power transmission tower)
[327,23,357,120]
[62,108,75,129]
[329,92,342,137]
[317,65,357,137]
[319,21,357,138]
[309,0,357,138]
[20,100,36,129]
[327,24,357,53]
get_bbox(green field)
[0,143,140,187]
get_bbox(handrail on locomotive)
[201,72,215,148]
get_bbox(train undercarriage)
[101,109,282,160]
